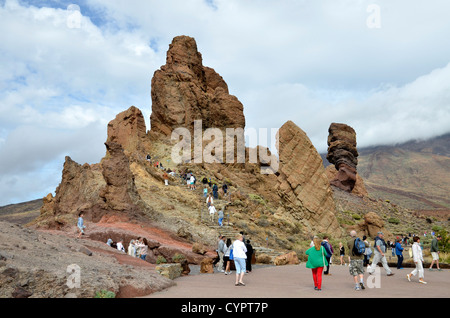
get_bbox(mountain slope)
[356,133,450,212]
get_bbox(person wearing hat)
[367,232,394,276]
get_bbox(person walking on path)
[245,239,254,273]
[347,230,368,291]
[367,232,394,276]
[232,234,247,286]
[407,236,427,284]
[77,212,86,239]
[163,171,169,186]
[429,235,442,271]
[321,236,333,275]
[363,235,372,267]
[395,238,404,269]
[206,194,214,208]
[306,236,329,291]
[218,208,224,227]
[216,235,227,272]
[208,204,217,223]
[224,238,233,275]
[339,242,346,266]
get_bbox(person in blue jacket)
[395,238,404,269]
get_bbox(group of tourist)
[214,233,254,286]
[305,230,444,291]
[106,237,149,261]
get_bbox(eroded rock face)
[326,123,359,192]
[276,121,341,235]
[107,106,149,157]
[150,35,245,136]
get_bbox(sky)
[0,0,449,206]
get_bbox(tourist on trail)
[339,242,346,266]
[218,208,224,227]
[212,183,219,199]
[203,187,208,198]
[305,236,328,291]
[216,235,227,272]
[190,174,196,190]
[395,238,404,269]
[116,240,126,253]
[245,239,254,273]
[206,194,214,208]
[321,236,333,275]
[208,204,217,223]
[363,235,372,267]
[407,236,427,284]
[106,238,113,247]
[224,238,233,275]
[429,235,442,271]
[136,238,148,261]
[77,212,86,239]
[368,232,394,276]
[232,234,247,286]
[128,239,137,257]
[222,183,228,197]
[347,230,368,291]
[163,171,169,186]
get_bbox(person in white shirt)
[208,204,217,222]
[116,240,125,253]
[232,234,247,286]
[407,236,427,284]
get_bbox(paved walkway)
[147,263,449,298]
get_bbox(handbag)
[229,249,234,260]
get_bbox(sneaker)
[387,273,395,276]
[360,282,365,290]
[419,279,427,284]
[406,274,411,282]
[355,286,361,291]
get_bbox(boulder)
[273,251,300,266]
[200,257,214,274]
[155,263,182,280]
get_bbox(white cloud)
[0,0,449,205]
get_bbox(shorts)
[349,259,364,276]
[431,252,439,261]
[234,257,246,274]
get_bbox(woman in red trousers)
[305,236,329,291]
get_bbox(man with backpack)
[347,230,368,291]
[367,232,394,276]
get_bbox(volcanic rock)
[150,35,245,136]
[276,121,341,235]
[107,106,150,157]
[326,123,359,192]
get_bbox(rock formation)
[150,35,245,136]
[38,35,346,258]
[326,123,359,192]
[276,121,341,235]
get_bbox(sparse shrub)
[352,214,361,220]
[248,193,266,205]
[388,217,400,224]
[156,255,167,264]
[172,253,186,263]
[94,290,115,298]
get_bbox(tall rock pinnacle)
[150,36,245,136]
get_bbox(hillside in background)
[323,133,450,219]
